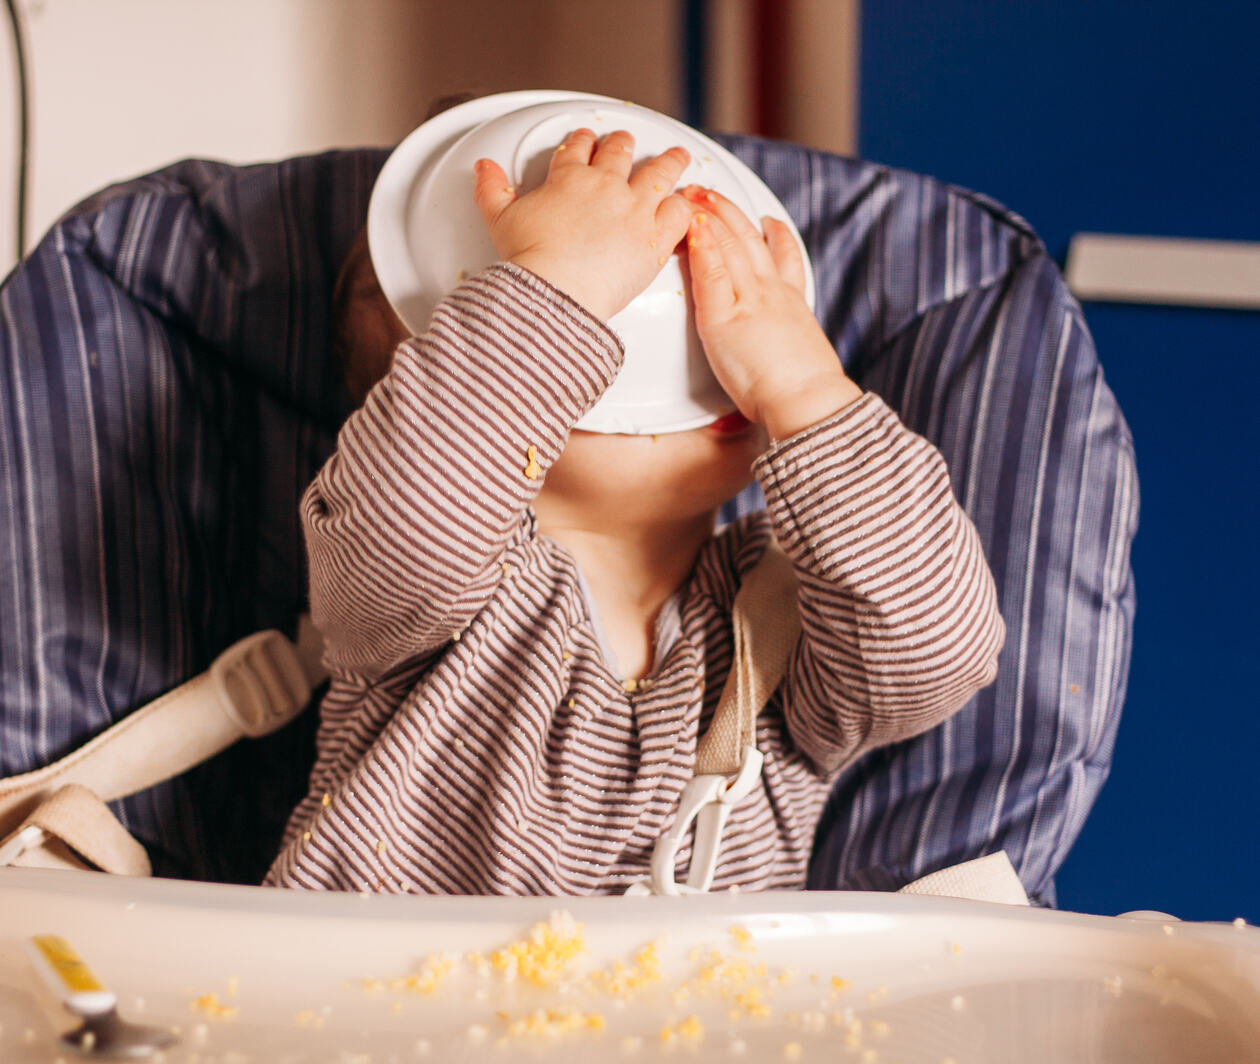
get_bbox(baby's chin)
[545,416,766,517]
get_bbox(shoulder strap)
[696,536,801,776]
[644,535,801,895]
[0,620,327,839]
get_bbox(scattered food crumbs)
[523,445,542,480]
[831,976,851,995]
[950,994,966,1012]
[191,992,238,1020]
[501,561,512,577]
[1162,925,1175,936]
[361,978,385,993]
[451,630,461,642]
[302,831,312,841]
[80,1031,96,1051]
[490,911,586,988]
[1235,917,1248,929]
[1103,975,1124,997]
[562,650,571,661]
[870,1019,891,1038]
[623,679,638,693]
[517,818,529,834]
[457,269,468,280]
[1070,683,1080,694]
[376,839,387,856]
[654,184,663,191]
[657,256,668,265]
[950,941,964,955]
[730,925,755,952]
[321,793,331,807]
[677,1015,705,1041]
[567,698,576,708]
[454,737,465,748]
[784,1041,803,1060]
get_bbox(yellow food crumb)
[870,1019,891,1038]
[321,793,331,807]
[490,911,586,988]
[623,679,638,693]
[657,256,668,265]
[190,992,238,1020]
[730,925,755,952]
[589,941,663,997]
[830,976,851,995]
[375,839,386,855]
[302,831,312,841]
[949,940,963,955]
[389,953,457,996]
[499,1006,604,1038]
[678,1015,705,1041]
[523,445,542,480]
[784,1041,803,1060]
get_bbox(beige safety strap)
[694,538,801,777]
[0,621,327,840]
[0,783,152,876]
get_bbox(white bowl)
[368,90,814,435]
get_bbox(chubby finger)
[683,186,776,274]
[591,129,635,177]
[472,158,517,225]
[655,193,693,249]
[691,209,760,297]
[685,212,737,316]
[629,146,690,199]
[547,128,598,175]
[763,217,807,293]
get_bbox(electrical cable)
[3,0,29,263]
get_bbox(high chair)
[0,136,1136,904]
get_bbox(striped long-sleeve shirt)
[265,263,1005,895]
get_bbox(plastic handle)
[27,935,117,1016]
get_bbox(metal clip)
[645,746,765,896]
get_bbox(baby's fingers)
[763,217,807,294]
[685,214,737,318]
[472,158,517,226]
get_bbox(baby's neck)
[536,509,715,681]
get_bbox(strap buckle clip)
[209,629,311,738]
[642,746,764,896]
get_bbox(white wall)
[0,0,856,278]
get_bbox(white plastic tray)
[2,867,1258,1062]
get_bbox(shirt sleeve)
[302,263,622,681]
[753,392,1006,775]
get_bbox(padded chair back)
[0,140,1137,896]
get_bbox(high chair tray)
[1,867,1257,1062]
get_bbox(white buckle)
[209,630,311,738]
[641,746,764,896]
[0,824,48,867]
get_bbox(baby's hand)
[473,129,692,322]
[683,187,862,440]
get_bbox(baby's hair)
[331,91,485,407]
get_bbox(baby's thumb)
[473,159,516,226]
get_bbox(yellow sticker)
[32,935,107,994]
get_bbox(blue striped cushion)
[0,139,1137,897]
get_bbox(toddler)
[266,128,1005,895]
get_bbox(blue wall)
[860,2,1260,922]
